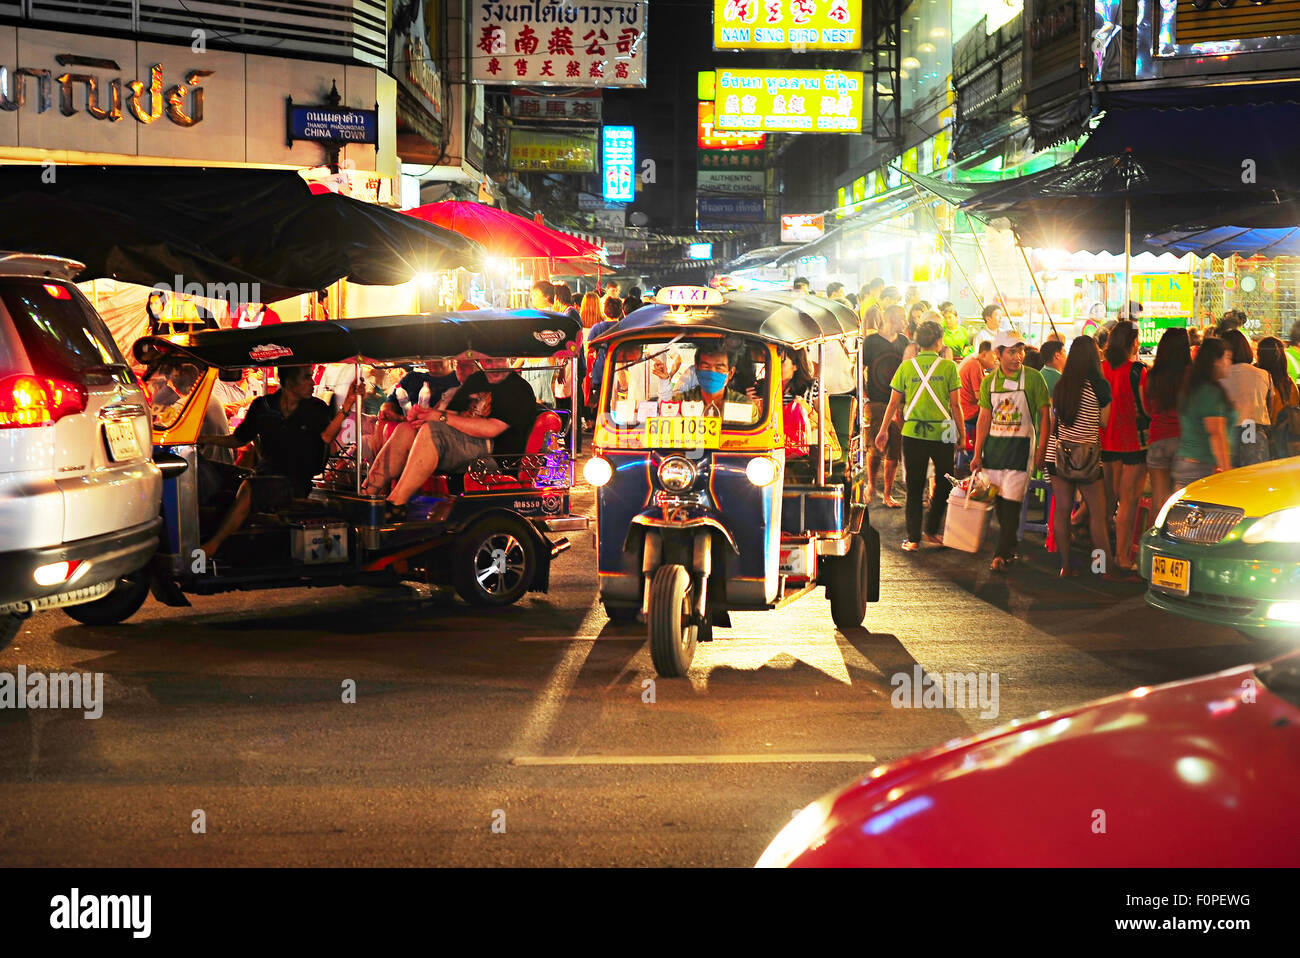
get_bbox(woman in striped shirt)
[1045,337,1131,579]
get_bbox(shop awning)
[1144,226,1300,258]
[0,166,483,302]
[774,225,841,267]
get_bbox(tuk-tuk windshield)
[604,335,769,434]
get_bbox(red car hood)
[786,653,1300,867]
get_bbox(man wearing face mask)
[671,342,760,424]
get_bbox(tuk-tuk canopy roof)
[593,292,861,347]
[133,311,583,369]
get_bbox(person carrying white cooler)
[971,330,1052,573]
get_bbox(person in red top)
[1141,327,1191,517]
[1099,321,1148,573]
[957,341,996,455]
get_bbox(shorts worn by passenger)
[424,419,495,472]
[1101,449,1146,466]
[1172,456,1215,491]
[868,400,901,460]
[1146,436,1179,471]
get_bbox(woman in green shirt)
[1173,338,1236,490]
[876,320,965,551]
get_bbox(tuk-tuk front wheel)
[826,534,867,629]
[648,564,698,678]
[454,516,537,607]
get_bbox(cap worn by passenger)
[992,330,1025,352]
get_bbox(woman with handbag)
[1044,337,1131,580]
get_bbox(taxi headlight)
[1243,506,1300,544]
[658,457,697,491]
[755,800,831,868]
[746,455,778,486]
[583,455,613,487]
[1153,489,1187,530]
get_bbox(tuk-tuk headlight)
[658,457,697,491]
[746,456,778,487]
[584,455,613,487]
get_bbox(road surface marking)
[511,752,878,766]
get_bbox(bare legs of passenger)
[199,481,252,561]
[387,426,442,507]
[881,458,900,508]
[363,422,419,496]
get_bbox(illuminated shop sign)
[713,0,862,50]
[712,69,863,133]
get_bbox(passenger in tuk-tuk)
[197,366,360,558]
[379,355,541,520]
[777,346,841,462]
[365,351,481,493]
[668,341,761,424]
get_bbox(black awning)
[0,166,483,302]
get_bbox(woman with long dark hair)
[1044,337,1125,578]
[1141,327,1191,516]
[1257,336,1299,459]
[1173,338,1236,489]
[1099,321,1147,573]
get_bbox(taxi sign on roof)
[658,286,726,306]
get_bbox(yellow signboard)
[713,0,862,50]
[508,130,597,172]
[713,69,863,133]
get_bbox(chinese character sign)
[714,0,861,50]
[602,126,635,202]
[472,2,648,87]
[713,69,863,133]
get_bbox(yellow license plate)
[1150,555,1190,596]
[644,416,721,449]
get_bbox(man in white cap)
[971,330,1051,573]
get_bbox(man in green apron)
[971,331,1051,573]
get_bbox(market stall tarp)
[1144,226,1300,258]
[0,166,483,302]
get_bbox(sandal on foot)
[922,533,943,546]
[990,556,1011,573]
[883,496,902,509]
[901,540,920,552]
[384,501,408,522]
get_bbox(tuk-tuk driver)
[197,366,359,559]
[671,342,760,424]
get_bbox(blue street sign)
[602,126,635,203]
[288,104,379,145]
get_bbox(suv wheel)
[62,571,150,626]
[0,612,22,652]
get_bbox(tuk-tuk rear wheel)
[648,564,697,678]
[453,516,537,607]
[826,534,867,629]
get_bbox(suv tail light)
[0,374,88,427]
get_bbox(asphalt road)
[0,479,1279,867]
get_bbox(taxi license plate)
[644,416,721,449]
[104,419,141,461]
[1150,555,1190,596]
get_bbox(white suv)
[0,253,162,648]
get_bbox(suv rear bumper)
[0,517,161,609]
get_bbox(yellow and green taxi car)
[1140,457,1300,637]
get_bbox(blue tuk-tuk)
[584,288,880,676]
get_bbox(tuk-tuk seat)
[421,408,564,495]
[782,394,857,486]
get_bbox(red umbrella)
[402,200,604,261]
